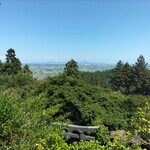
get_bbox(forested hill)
[0,49,150,149]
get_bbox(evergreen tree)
[0,60,3,73]
[3,48,22,74]
[110,60,125,91]
[23,64,32,75]
[63,59,81,78]
[111,61,134,94]
[133,55,150,94]
[121,63,134,94]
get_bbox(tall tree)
[3,48,22,74]
[110,61,134,94]
[133,55,150,94]
[63,59,81,78]
[121,62,134,94]
[110,60,125,91]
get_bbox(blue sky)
[0,0,150,64]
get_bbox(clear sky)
[0,0,150,64]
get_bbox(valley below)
[29,63,115,79]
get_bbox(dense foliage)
[82,55,150,95]
[0,49,150,149]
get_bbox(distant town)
[28,63,115,79]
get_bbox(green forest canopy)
[0,49,150,149]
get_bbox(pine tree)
[63,59,81,78]
[23,64,32,75]
[3,48,22,74]
[122,62,134,94]
[110,60,125,91]
[133,55,150,94]
[111,61,134,94]
[0,60,3,73]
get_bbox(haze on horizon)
[0,0,150,64]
